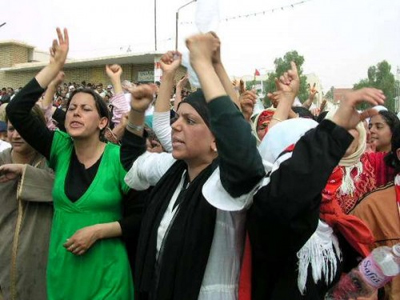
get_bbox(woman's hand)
[64,225,101,256]
[176,74,189,90]
[49,71,65,88]
[49,28,69,69]
[0,164,25,183]
[129,84,158,113]
[267,62,299,109]
[160,51,182,75]
[331,88,385,130]
[105,64,123,82]
[239,90,257,121]
[186,32,220,70]
[63,222,122,256]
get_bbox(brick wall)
[0,44,30,68]
[0,69,37,89]
[0,63,187,89]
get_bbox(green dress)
[47,131,134,300]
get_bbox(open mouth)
[70,121,84,128]
[172,137,185,146]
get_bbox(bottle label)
[359,257,390,288]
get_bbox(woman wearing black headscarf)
[121,33,264,300]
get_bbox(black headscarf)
[135,89,218,299]
[178,89,210,128]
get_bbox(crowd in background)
[0,28,400,300]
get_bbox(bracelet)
[126,121,144,132]
[130,106,146,114]
[272,116,283,122]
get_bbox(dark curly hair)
[66,88,110,141]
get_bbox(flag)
[254,69,260,76]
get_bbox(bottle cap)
[392,244,400,257]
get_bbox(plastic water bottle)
[325,243,400,299]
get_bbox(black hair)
[66,88,110,141]
[385,123,400,172]
[375,110,400,134]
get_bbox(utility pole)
[396,66,400,112]
[154,0,157,51]
[175,0,197,50]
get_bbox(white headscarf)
[257,118,340,295]
[326,108,366,196]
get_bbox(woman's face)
[257,123,268,141]
[7,121,35,155]
[369,114,392,152]
[65,92,108,140]
[171,103,215,165]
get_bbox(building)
[305,73,323,107]
[0,40,186,88]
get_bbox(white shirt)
[125,152,254,300]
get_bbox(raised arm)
[6,28,69,159]
[120,84,157,170]
[174,74,188,111]
[267,61,299,130]
[42,71,66,130]
[186,33,265,197]
[211,33,241,108]
[153,51,182,152]
[302,83,318,109]
[155,51,181,112]
[42,71,65,109]
[36,28,69,89]
[106,64,130,126]
[239,90,257,122]
[250,87,386,255]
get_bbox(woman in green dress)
[6,28,134,300]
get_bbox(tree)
[264,51,309,106]
[353,60,396,111]
[325,86,335,100]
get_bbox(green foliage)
[264,51,309,106]
[325,86,335,100]
[353,60,397,111]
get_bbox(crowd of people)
[0,27,399,300]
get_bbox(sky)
[2,0,400,92]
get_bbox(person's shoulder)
[104,141,122,160]
[51,130,73,154]
[105,141,120,151]
[52,129,71,143]
[351,183,395,212]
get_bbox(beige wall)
[0,69,37,88]
[1,63,187,89]
[0,44,30,68]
